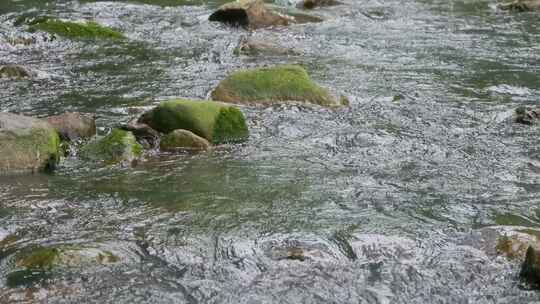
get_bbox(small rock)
[160,129,211,151]
[296,0,342,9]
[521,245,540,287]
[209,0,293,29]
[514,107,540,125]
[46,112,96,141]
[234,36,301,56]
[0,65,34,80]
[120,118,160,149]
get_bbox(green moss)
[17,247,59,269]
[6,269,51,288]
[494,213,538,227]
[29,19,124,40]
[211,65,338,106]
[81,129,142,164]
[140,99,249,144]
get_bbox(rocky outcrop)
[138,99,249,144]
[160,129,211,151]
[211,65,342,107]
[46,112,96,141]
[0,113,60,174]
[80,128,142,164]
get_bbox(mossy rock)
[139,99,249,144]
[80,129,142,164]
[499,0,540,11]
[0,113,61,175]
[29,19,125,40]
[160,129,211,151]
[16,247,60,269]
[210,65,340,107]
[0,65,34,80]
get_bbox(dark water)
[1,0,540,302]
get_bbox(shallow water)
[1,0,540,303]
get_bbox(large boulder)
[46,112,96,141]
[499,0,540,11]
[160,129,211,151]
[29,18,125,40]
[0,113,60,174]
[139,99,249,144]
[80,128,142,164]
[209,0,292,29]
[211,65,341,107]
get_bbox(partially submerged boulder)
[46,112,96,141]
[120,118,160,149]
[234,36,301,56]
[0,65,34,80]
[139,99,249,144]
[80,128,142,164]
[211,65,341,106]
[160,129,211,151]
[29,19,125,40]
[514,107,540,125]
[296,0,342,9]
[0,113,60,174]
[521,245,540,287]
[209,0,292,29]
[499,0,540,11]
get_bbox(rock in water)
[296,0,342,9]
[138,99,249,144]
[211,65,340,107]
[46,112,96,141]
[514,107,540,125]
[499,0,540,11]
[0,65,34,80]
[234,36,301,56]
[120,118,161,149]
[160,129,211,151]
[80,129,142,164]
[29,19,125,40]
[521,245,540,287]
[209,0,292,29]
[0,113,60,175]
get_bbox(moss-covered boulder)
[139,99,249,144]
[29,19,124,40]
[209,0,292,29]
[46,112,96,141]
[160,129,211,151]
[0,65,34,80]
[211,65,340,106]
[499,0,540,11]
[80,129,142,164]
[0,113,60,175]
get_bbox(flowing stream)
[1,0,540,303]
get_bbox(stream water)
[1,0,540,303]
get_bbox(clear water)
[1,0,540,302]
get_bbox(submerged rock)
[521,245,540,287]
[0,65,34,80]
[46,112,96,141]
[80,129,142,164]
[160,129,211,151]
[499,0,540,11]
[0,113,60,175]
[514,107,540,125]
[211,65,341,107]
[234,36,301,56]
[296,0,342,9]
[29,19,125,40]
[7,245,120,287]
[209,0,292,29]
[139,99,249,144]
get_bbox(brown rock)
[297,0,342,9]
[209,0,292,29]
[120,118,160,149]
[46,112,96,141]
[160,129,211,152]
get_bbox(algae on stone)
[80,129,142,164]
[29,19,125,40]
[160,129,211,151]
[0,113,61,175]
[211,65,339,106]
[16,247,60,269]
[139,99,249,144]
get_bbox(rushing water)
[1,0,540,302]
